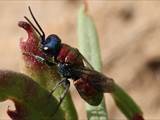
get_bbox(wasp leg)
[23,52,56,66]
[49,78,66,96]
[53,79,70,115]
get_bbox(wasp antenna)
[24,16,42,38]
[28,6,45,41]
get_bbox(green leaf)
[77,5,144,120]
[0,70,64,120]
[78,6,108,120]
[111,84,144,120]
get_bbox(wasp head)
[41,34,61,57]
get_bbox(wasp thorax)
[57,63,73,78]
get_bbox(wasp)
[22,6,114,112]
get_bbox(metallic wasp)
[22,6,114,112]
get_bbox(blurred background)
[0,1,160,119]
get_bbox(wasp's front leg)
[23,52,56,66]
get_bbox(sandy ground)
[0,1,160,119]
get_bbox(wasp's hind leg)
[49,78,66,96]
[52,79,70,115]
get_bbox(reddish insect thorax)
[56,44,83,66]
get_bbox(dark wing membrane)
[72,66,103,106]
[73,77,103,106]
[75,49,94,70]
[72,67,114,93]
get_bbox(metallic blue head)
[41,34,61,56]
[24,7,61,57]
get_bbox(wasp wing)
[75,49,94,70]
[71,67,114,105]
[72,67,114,93]
[79,53,94,70]
[71,66,102,105]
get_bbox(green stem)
[78,6,108,120]
[77,5,144,120]
[111,84,144,120]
